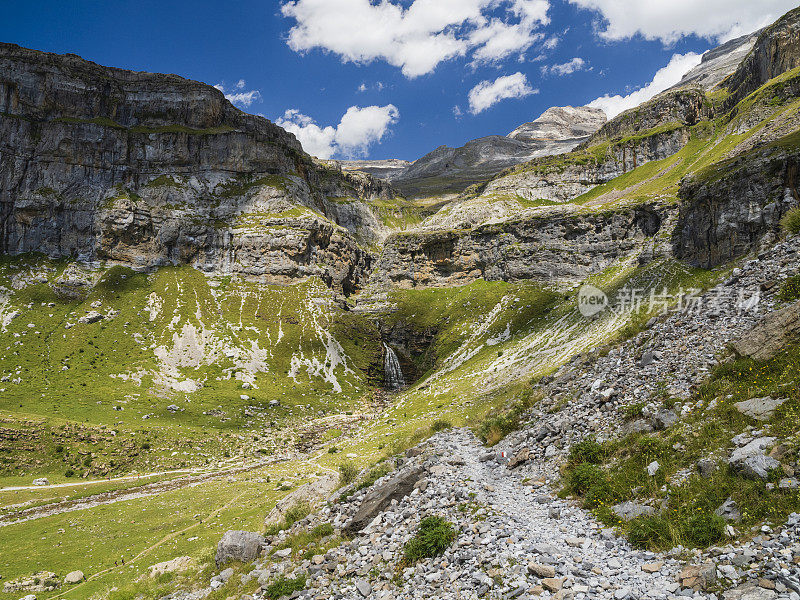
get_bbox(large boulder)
[215,530,264,567]
[740,455,781,480]
[732,301,800,361]
[64,571,84,584]
[345,466,424,534]
[734,396,787,421]
[723,582,778,600]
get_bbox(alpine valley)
[2,6,800,600]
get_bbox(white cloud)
[570,0,798,43]
[468,72,538,115]
[281,0,551,78]
[543,57,587,76]
[214,81,262,108]
[276,104,400,159]
[588,52,702,118]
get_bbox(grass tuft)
[401,516,456,566]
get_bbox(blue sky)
[2,0,797,161]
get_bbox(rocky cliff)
[673,133,800,268]
[725,6,800,106]
[0,43,392,294]
[375,203,669,289]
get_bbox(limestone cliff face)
[0,43,390,293]
[586,89,710,146]
[375,204,670,289]
[478,127,691,207]
[673,137,800,268]
[725,7,800,106]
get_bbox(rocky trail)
[223,430,694,600]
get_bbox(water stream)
[383,343,406,390]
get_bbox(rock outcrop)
[0,43,391,293]
[672,134,800,268]
[725,7,800,106]
[507,106,606,143]
[671,31,760,92]
[732,300,800,361]
[375,204,668,289]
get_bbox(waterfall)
[383,343,406,390]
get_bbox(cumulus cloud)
[214,80,262,108]
[276,104,400,159]
[543,57,587,76]
[570,0,799,43]
[468,72,538,115]
[588,52,702,118]
[281,0,551,78]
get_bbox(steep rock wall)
[0,43,390,293]
[673,137,800,268]
[375,204,671,289]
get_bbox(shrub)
[476,393,541,446]
[778,274,800,302]
[568,438,606,465]
[402,516,457,566]
[284,502,311,526]
[781,207,800,235]
[627,515,672,550]
[565,463,606,495]
[680,512,725,547]
[430,419,453,432]
[338,461,358,486]
[582,480,616,509]
[264,575,307,600]
[64,469,75,478]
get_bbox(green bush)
[338,461,358,485]
[680,512,725,547]
[568,438,606,465]
[583,480,616,509]
[477,399,532,446]
[778,274,800,302]
[64,469,75,478]
[781,207,800,235]
[402,516,457,566]
[627,515,672,549]
[565,463,606,495]
[284,502,311,526]
[264,575,307,600]
[430,419,453,432]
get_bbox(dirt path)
[0,460,275,527]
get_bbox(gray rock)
[733,397,787,421]
[723,582,778,600]
[64,571,83,584]
[651,409,677,430]
[697,459,717,478]
[729,437,775,466]
[715,498,741,521]
[355,579,371,597]
[345,466,424,533]
[739,455,781,480]
[78,311,104,324]
[612,502,656,521]
[215,530,264,567]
